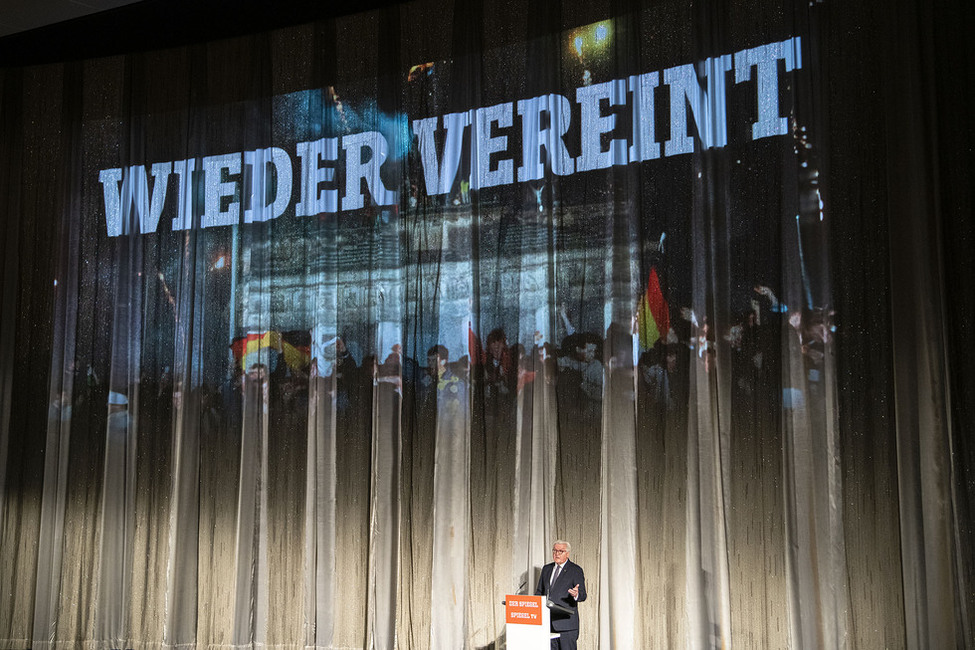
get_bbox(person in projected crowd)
[536,540,587,650]
[558,332,604,401]
[420,344,463,403]
[480,327,516,400]
[641,336,679,412]
[556,303,604,401]
[326,336,357,413]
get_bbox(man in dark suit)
[535,540,587,650]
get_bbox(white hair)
[552,540,571,553]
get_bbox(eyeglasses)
[552,549,568,555]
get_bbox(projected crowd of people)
[51,282,835,442]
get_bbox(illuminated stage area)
[0,1,971,649]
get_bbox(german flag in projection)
[230,331,310,371]
[637,268,670,350]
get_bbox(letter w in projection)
[100,163,172,237]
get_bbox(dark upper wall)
[0,0,400,67]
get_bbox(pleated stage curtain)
[0,0,972,649]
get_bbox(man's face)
[552,544,569,563]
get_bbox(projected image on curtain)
[2,6,912,650]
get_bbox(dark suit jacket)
[535,559,587,631]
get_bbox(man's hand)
[568,584,580,599]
